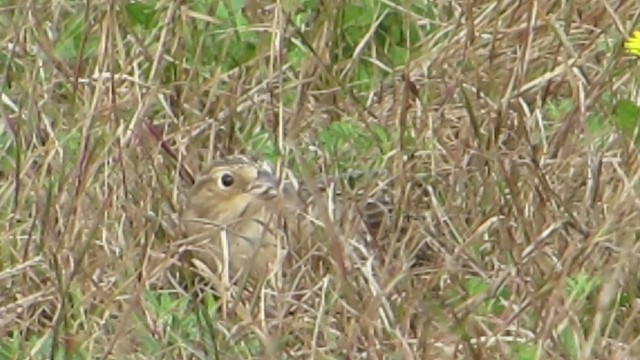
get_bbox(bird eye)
[219,172,234,188]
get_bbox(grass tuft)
[2,0,640,358]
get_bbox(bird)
[179,154,392,287]
[180,155,284,286]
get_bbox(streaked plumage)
[181,155,390,284]
[182,155,283,283]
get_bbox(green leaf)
[565,272,600,302]
[370,124,391,151]
[513,343,541,360]
[560,327,578,359]
[462,276,510,315]
[586,114,607,135]
[464,276,489,296]
[125,2,157,29]
[390,45,408,66]
[343,3,373,28]
[380,12,404,45]
[585,114,609,149]
[248,131,279,163]
[319,120,370,154]
[545,99,573,121]
[613,99,640,144]
[216,0,246,20]
[53,15,86,59]
[486,286,510,315]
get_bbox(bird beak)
[249,169,279,200]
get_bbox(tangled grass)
[2,0,640,359]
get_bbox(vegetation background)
[1,0,640,358]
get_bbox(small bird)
[181,155,284,284]
[180,154,391,286]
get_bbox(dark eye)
[220,173,234,188]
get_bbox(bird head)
[185,155,279,224]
